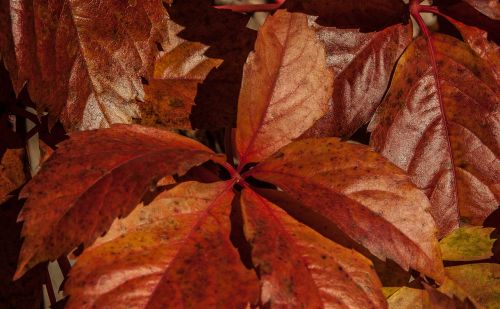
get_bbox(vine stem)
[409,0,460,230]
[214,0,284,13]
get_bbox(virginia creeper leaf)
[0,0,168,130]
[16,124,221,278]
[369,34,499,236]
[65,181,259,308]
[166,0,256,129]
[241,188,386,308]
[438,263,500,308]
[249,138,445,282]
[463,0,500,20]
[388,285,472,309]
[440,226,496,261]
[0,149,25,203]
[138,20,223,129]
[235,10,332,165]
[302,20,413,138]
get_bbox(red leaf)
[235,10,333,166]
[303,21,413,138]
[15,124,221,278]
[241,188,386,308]
[369,34,499,236]
[0,149,26,203]
[0,0,168,130]
[249,138,445,282]
[463,0,500,20]
[65,181,259,308]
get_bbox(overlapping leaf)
[249,138,445,282]
[369,33,499,236]
[463,0,499,20]
[0,149,25,203]
[16,124,221,278]
[387,285,472,309]
[241,189,386,308]
[138,19,223,129]
[65,181,259,308]
[235,9,333,165]
[0,0,169,130]
[440,226,497,261]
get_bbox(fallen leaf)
[65,181,259,308]
[241,188,386,308]
[369,33,500,236]
[463,0,500,20]
[16,124,221,278]
[235,10,332,166]
[249,138,445,282]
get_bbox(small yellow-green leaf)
[440,226,496,261]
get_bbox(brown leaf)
[463,0,500,20]
[16,124,220,278]
[440,226,496,261]
[249,138,445,282]
[0,0,169,130]
[388,285,474,309]
[0,149,25,203]
[240,188,386,308]
[138,20,223,129]
[235,10,332,166]
[65,181,259,308]
[303,20,413,138]
[438,263,500,308]
[369,34,499,236]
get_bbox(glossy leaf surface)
[250,138,444,282]
[369,34,500,236]
[66,181,259,308]
[0,0,168,130]
[16,124,219,278]
[241,189,386,308]
[236,10,332,165]
[303,21,413,138]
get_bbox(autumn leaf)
[440,226,497,261]
[388,284,473,309]
[240,188,386,308]
[65,181,259,308]
[369,33,500,236]
[138,19,223,129]
[15,124,222,278]
[0,0,169,130]
[462,0,500,20]
[248,138,445,282]
[438,263,500,308]
[0,149,25,203]
[235,9,333,166]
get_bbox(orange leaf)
[369,34,499,236]
[235,10,332,166]
[15,124,220,278]
[249,138,445,282]
[65,181,259,308]
[241,188,386,308]
[0,149,25,203]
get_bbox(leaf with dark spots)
[65,181,259,308]
[15,124,221,278]
[0,0,169,130]
[137,18,223,129]
[302,20,413,138]
[369,34,499,236]
[249,138,445,282]
[165,0,257,129]
[235,10,332,166]
[241,188,386,308]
